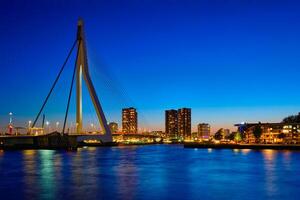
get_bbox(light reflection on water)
[39,150,55,199]
[241,149,251,155]
[262,150,277,198]
[114,150,138,200]
[0,145,300,200]
[23,150,38,198]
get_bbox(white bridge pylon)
[75,19,112,143]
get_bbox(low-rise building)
[236,122,300,144]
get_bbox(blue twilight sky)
[0,0,300,132]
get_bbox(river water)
[0,145,299,200]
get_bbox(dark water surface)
[0,145,299,200]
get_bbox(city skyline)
[1,1,300,199]
[1,0,300,132]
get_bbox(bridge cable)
[62,39,81,135]
[32,39,78,128]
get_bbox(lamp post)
[46,121,50,133]
[8,112,13,135]
[56,122,59,131]
[91,123,94,132]
[28,120,32,134]
[9,112,13,124]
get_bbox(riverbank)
[0,133,78,150]
[184,142,300,150]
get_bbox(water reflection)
[241,149,251,155]
[79,148,98,197]
[0,150,4,163]
[70,148,83,189]
[262,150,277,161]
[114,150,138,199]
[39,150,56,199]
[233,149,240,154]
[282,151,291,170]
[230,149,252,155]
[262,150,278,197]
[1,146,300,200]
[23,150,38,198]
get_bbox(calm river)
[0,145,299,200]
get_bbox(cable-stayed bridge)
[0,20,114,148]
[0,19,162,149]
[30,19,112,143]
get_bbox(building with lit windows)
[178,108,191,140]
[236,122,300,144]
[109,122,118,133]
[122,107,138,134]
[197,123,210,139]
[165,109,178,139]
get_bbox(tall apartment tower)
[122,107,138,134]
[178,108,191,140]
[165,109,178,139]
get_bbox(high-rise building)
[178,108,191,140]
[197,123,210,139]
[165,109,178,138]
[122,107,138,134]
[109,122,118,133]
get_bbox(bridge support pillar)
[75,19,112,143]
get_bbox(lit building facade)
[197,123,210,139]
[178,108,191,140]
[151,131,164,137]
[165,110,178,139]
[122,107,138,134]
[224,129,230,137]
[109,122,118,133]
[237,122,300,144]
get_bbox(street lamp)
[46,121,50,133]
[9,112,13,124]
[91,123,94,132]
[56,122,59,130]
[28,120,32,134]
